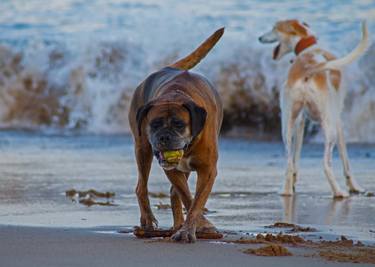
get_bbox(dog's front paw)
[171,227,196,243]
[140,214,158,230]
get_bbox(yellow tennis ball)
[163,150,184,163]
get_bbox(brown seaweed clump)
[65,188,117,207]
[244,244,292,256]
[66,189,115,199]
[149,192,169,198]
[132,226,223,240]
[227,233,306,245]
[319,248,375,264]
[266,222,316,232]
[154,202,171,210]
[256,233,305,245]
[309,235,375,264]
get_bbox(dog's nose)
[258,36,263,42]
[159,134,171,145]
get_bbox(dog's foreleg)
[337,121,365,193]
[164,169,193,206]
[135,140,158,229]
[166,170,214,237]
[165,169,194,236]
[322,123,349,198]
[170,166,217,243]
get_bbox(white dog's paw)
[279,189,294,196]
[279,179,294,196]
[349,186,365,194]
[333,190,350,199]
[346,178,365,194]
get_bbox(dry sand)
[1,225,374,267]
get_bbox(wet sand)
[1,225,374,267]
[0,132,374,266]
[1,132,374,241]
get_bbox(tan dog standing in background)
[128,28,224,243]
[259,20,369,198]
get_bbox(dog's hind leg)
[170,172,191,230]
[337,121,365,193]
[292,114,305,192]
[135,140,158,229]
[170,185,184,230]
[165,170,193,209]
[280,93,301,196]
[322,121,349,198]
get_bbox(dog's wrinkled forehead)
[147,103,190,122]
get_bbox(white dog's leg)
[280,94,298,196]
[292,115,305,192]
[337,121,365,193]
[282,195,296,223]
[322,122,349,198]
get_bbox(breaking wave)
[0,0,374,142]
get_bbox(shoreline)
[1,224,374,267]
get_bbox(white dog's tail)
[308,21,369,75]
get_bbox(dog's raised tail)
[169,27,224,70]
[309,21,369,75]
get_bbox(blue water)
[1,0,374,46]
[0,0,374,139]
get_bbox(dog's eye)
[150,120,163,129]
[171,120,185,129]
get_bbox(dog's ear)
[183,101,207,138]
[290,21,308,37]
[136,103,153,136]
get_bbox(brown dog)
[128,28,224,243]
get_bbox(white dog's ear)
[289,20,309,37]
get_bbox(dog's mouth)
[273,43,281,60]
[154,149,185,169]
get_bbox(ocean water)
[0,132,374,242]
[0,0,374,141]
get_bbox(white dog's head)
[259,20,314,60]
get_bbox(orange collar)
[294,36,317,55]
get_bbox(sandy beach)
[0,1,374,266]
[0,132,374,266]
[1,225,374,267]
